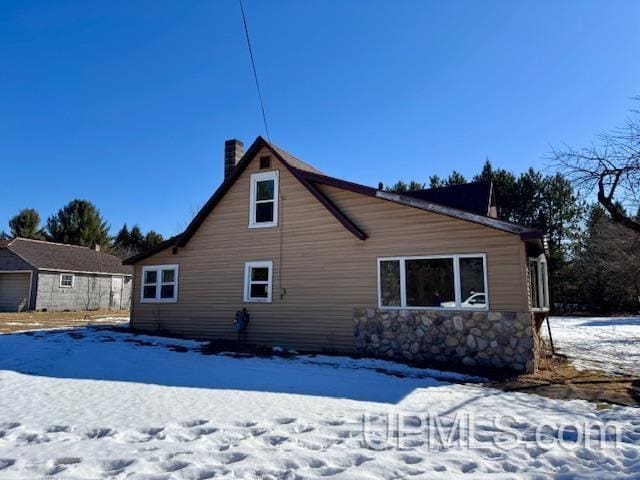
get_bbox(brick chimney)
[224,139,244,178]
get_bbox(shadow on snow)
[575,317,640,328]
[0,326,462,405]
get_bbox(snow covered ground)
[546,316,640,375]
[0,326,639,479]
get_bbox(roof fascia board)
[285,166,368,240]
[38,268,132,277]
[297,170,378,197]
[261,142,367,240]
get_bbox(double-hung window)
[59,273,74,288]
[378,254,488,309]
[249,171,278,228]
[244,261,273,302]
[141,264,179,303]
[528,255,549,310]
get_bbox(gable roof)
[124,136,543,264]
[1,238,132,275]
[176,137,367,247]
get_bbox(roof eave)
[122,235,182,265]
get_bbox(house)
[0,238,132,312]
[124,137,550,372]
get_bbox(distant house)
[124,137,549,372]
[0,238,132,312]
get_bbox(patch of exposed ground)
[490,353,640,408]
[0,310,129,333]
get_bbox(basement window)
[59,274,74,288]
[244,261,273,302]
[249,171,278,228]
[377,254,488,310]
[141,264,179,303]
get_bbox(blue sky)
[2,1,639,238]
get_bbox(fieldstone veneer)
[353,309,539,373]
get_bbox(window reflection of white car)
[441,293,486,308]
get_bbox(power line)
[238,0,271,141]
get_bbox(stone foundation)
[353,308,539,373]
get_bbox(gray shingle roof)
[1,238,131,275]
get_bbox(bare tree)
[552,100,640,233]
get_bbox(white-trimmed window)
[528,255,549,310]
[59,273,74,288]
[249,171,278,228]
[377,254,488,310]
[141,264,179,303]
[244,261,273,302]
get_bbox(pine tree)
[114,224,131,250]
[46,200,110,247]
[429,172,467,188]
[129,225,145,251]
[385,180,425,193]
[144,230,164,249]
[9,208,45,239]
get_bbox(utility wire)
[238,0,271,141]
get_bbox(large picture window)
[244,261,273,302]
[249,171,279,228]
[141,265,179,303]
[377,255,488,309]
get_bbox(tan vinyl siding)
[131,147,529,351]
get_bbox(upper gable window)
[259,156,271,169]
[249,171,279,228]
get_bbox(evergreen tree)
[129,225,145,251]
[386,180,424,193]
[9,208,45,239]
[429,171,467,188]
[574,205,640,312]
[46,200,110,247]
[387,180,408,193]
[474,159,493,183]
[407,180,425,191]
[144,230,164,249]
[113,224,131,250]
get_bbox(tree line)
[2,199,164,260]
